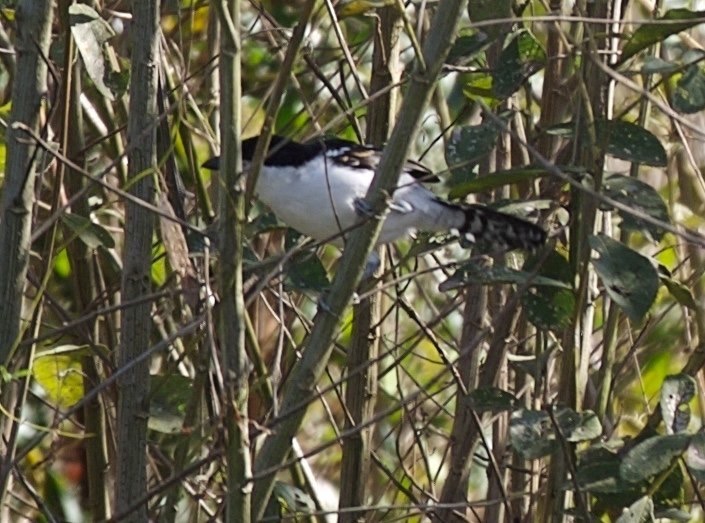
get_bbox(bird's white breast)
[253,155,461,246]
[255,156,371,245]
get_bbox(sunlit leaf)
[33,351,86,408]
[69,4,116,100]
[620,9,705,63]
[589,234,659,322]
[462,73,501,108]
[493,29,546,98]
[660,374,696,434]
[53,248,71,278]
[152,243,167,286]
[615,496,655,523]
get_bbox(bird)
[202,134,547,252]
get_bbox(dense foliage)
[2,0,705,521]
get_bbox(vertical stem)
[0,0,53,515]
[215,0,252,520]
[56,1,110,519]
[338,7,400,520]
[115,0,160,520]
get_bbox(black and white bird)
[202,135,546,251]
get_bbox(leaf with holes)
[589,235,659,322]
[602,174,670,241]
[661,374,696,434]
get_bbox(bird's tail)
[460,204,547,251]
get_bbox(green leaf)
[149,374,192,434]
[589,234,659,322]
[654,508,692,521]
[509,407,601,459]
[493,29,546,98]
[600,120,667,167]
[577,445,638,494]
[555,408,602,442]
[33,352,85,408]
[660,272,697,310]
[272,481,315,515]
[445,120,501,186]
[621,9,705,63]
[510,409,556,459]
[151,243,167,286]
[660,374,696,434]
[466,387,517,412]
[284,253,330,293]
[546,120,667,166]
[620,434,691,483]
[62,213,116,249]
[685,431,705,482]
[462,72,501,107]
[439,258,572,291]
[448,167,548,199]
[447,32,491,64]
[642,56,680,75]
[522,250,575,332]
[671,63,705,114]
[602,174,670,241]
[69,3,116,100]
[615,496,654,523]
